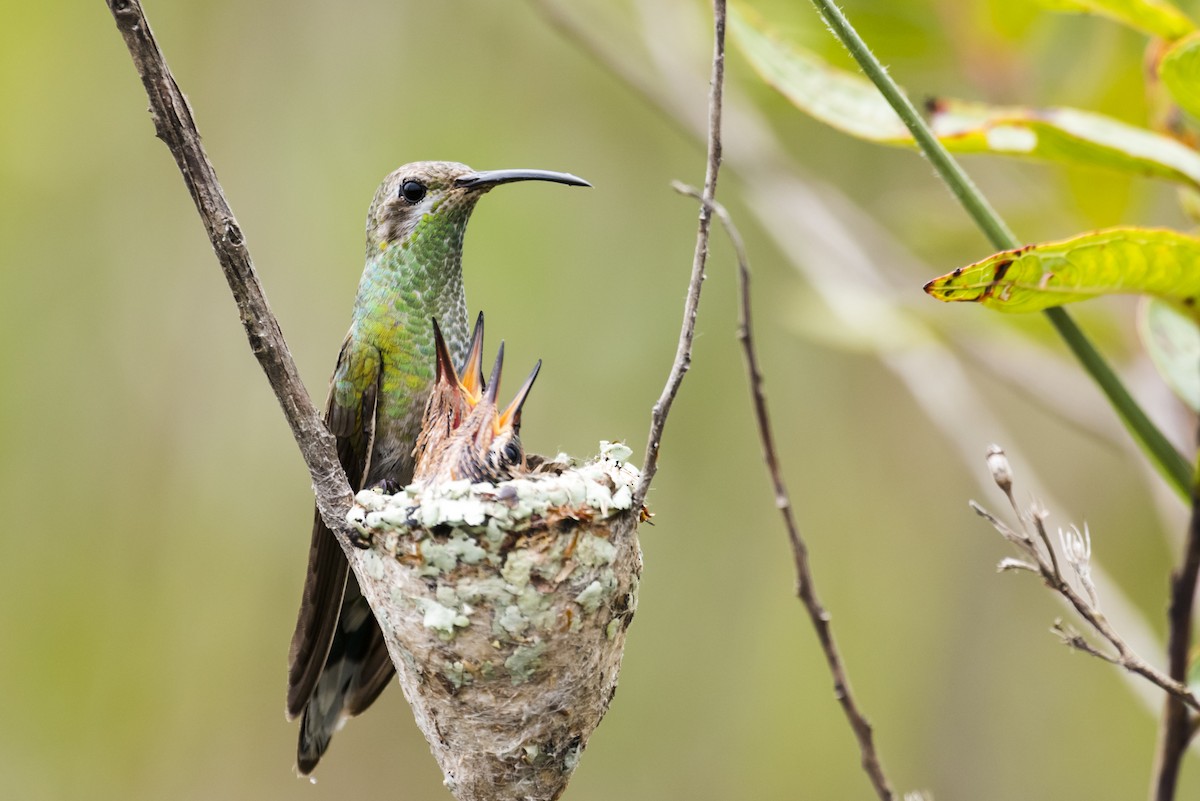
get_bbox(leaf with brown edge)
[924,227,1200,319]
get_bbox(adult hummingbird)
[287,162,588,774]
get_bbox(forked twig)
[672,182,897,801]
[633,0,726,510]
[974,446,1199,716]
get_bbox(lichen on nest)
[350,440,639,540]
[342,441,645,801]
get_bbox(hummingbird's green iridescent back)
[287,160,589,776]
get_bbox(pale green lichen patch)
[501,549,536,587]
[361,547,389,580]
[496,604,529,638]
[574,534,617,568]
[346,442,641,540]
[504,640,548,683]
[441,659,469,690]
[599,440,633,463]
[453,575,511,607]
[419,597,470,639]
[421,530,488,576]
[573,581,605,614]
[517,585,557,632]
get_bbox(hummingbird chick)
[411,313,486,476]
[414,315,541,485]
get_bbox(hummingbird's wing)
[345,625,394,715]
[286,335,380,720]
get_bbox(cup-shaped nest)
[346,441,644,801]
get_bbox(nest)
[346,442,644,801]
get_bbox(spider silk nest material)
[345,441,645,801]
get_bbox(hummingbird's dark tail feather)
[289,351,379,722]
[345,626,394,716]
[295,583,386,775]
[287,517,350,719]
[296,706,331,776]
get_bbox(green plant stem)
[808,0,1192,500]
[1044,308,1192,494]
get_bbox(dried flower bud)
[985,444,1013,493]
[997,557,1038,574]
[1059,523,1097,607]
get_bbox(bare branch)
[632,0,726,510]
[976,447,1199,715]
[1151,445,1200,801]
[672,182,897,801]
[1052,621,1120,665]
[103,2,355,546]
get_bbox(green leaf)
[730,6,1200,188]
[1160,31,1200,122]
[728,5,910,141]
[1139,298,1200,412]
[924,227,1200,317]
[1035,0,1195,40]
[928,99,1200,188]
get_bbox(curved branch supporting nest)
[346,448,644,801]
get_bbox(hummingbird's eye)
[400,180,427,204]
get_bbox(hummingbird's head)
[366,161,590,253]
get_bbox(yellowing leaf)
[1160,31,1200,122]
[1036,0,1195,40]
[1139,298,1200,412]
[924,228,1200,317]
[730,6,1200,188]
[929,99,1200,187]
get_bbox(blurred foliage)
[0,1,1197,800]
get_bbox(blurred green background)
[3,0,1198,799]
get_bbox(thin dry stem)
[1151,451,1200,801]
[1052,621,1120,665]
[633,0,726,510]
[974,453,1199,715]
[672,182,896,801]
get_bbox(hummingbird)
[287,162,588,774]
[410,314,486,477]
[414,317,541,485]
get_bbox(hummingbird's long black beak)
[456,169,591,190]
